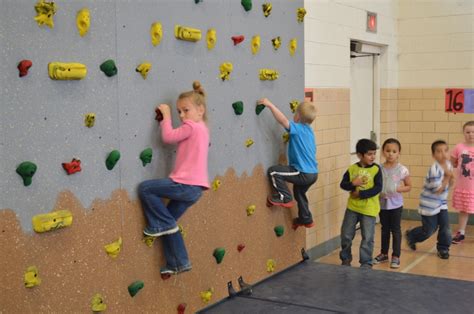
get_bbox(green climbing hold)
[100,59,118,77]
[241,0,252,11]
[106,150,121,170]
[274,225,284,237]
[256,104,265,115]
[128,280,144,297]
[232,101,244,115]
[140,148,153,166]
[16,161,37,186]
[213,247,226,264]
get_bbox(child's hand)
[351,176,364,187]
[157,104,171,119]
[258,98,273,108]
[350,190,360,198]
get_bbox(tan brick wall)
[306,88,350,250]
[382,88,473,211]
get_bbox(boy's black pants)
[267,165,318,224]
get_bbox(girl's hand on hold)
[158,104,171,119]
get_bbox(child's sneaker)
[143,225,180,237]
[160,267,177,275]
[452,232,465,244]
[267,196,295,208]
[405,230,416,250]
[390,256,400,269]
[437,250,449,259]
[341,259,351,266]
[373,253,389,264]
[292,218,314,230]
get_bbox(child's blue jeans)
[138,178,203,271]
[339,209,376,266]
[408,209,451,252]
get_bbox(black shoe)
[405,230,416,250]
[341,259,351,266]
[452,232,465,244]
[437,251,449,259]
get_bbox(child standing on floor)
[406,140,453,259]
[339,139,382,268]
[258,98,318,229]
[373,138,411,269]
[451,121,474,244]
[138,81,209,275]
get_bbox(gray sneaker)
[390,256,400,269]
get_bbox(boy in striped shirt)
[405,140,453,259]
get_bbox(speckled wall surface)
[0,0,304,312]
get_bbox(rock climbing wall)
[0,0,305,312]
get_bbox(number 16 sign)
[445,88,474,113]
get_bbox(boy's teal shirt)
[286,121,318,174]
[340,163,383,217]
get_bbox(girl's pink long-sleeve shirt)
[160,118,210,189]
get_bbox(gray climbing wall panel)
[0,0,304,231]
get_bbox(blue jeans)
[340,209,376,266]
[408,210,451,252]
[138,178,203,271]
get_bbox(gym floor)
[200,220,474,313]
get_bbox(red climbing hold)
[177,303,187,314]
[155,108,163,122]
[237,244,245,252]
[18,60,33,77]
[161,273,172,280]
[231,35,245,45]
[62,158,82,175]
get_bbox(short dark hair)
[356,139,377,155]
[382,138,401,152]
[431,140,447,154]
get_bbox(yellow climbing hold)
[200,288,214,304]
[32,209,73,233]
[24,266,41,288]
[290,100,299,113]
[297,7,307,23]
[175,25,202,42]
[266,259,276,272]
[143,236,156,247]
[262,3,272,17]
[91,293,107,312]
[48,62,87,80]
[76,8,90,37]
[212,179,221,191]
[104,237,122,258]
[178,224,187,238]
[259,69,279,81]
[282,132,289,143]
[251,35,260,55]
[246,205,256,216]
[271,36,281,50]
[207,28,217,50]
[34,0,57,28]
[136,62,152,79]
[219,62,233,81]
[245,138,254,147]
[289,38,297,56]
[150,22,163,46]
[85,113,96,128]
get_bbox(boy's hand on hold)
[157,104,171,119]
[258,98,273,108]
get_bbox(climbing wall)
[0,0,305,312]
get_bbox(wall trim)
[307,235,340,260]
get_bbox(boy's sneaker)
[390,256,400,269]
[452,232,465,244]
[267,196,295,208]
[405,230,416,251]
[437,250,449,259]
[341,259,351,266]
[373,253,389,264]
[360,263,372,269]
[143,225,180,237]
[160,265,192,275]
[292,218,315,230]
